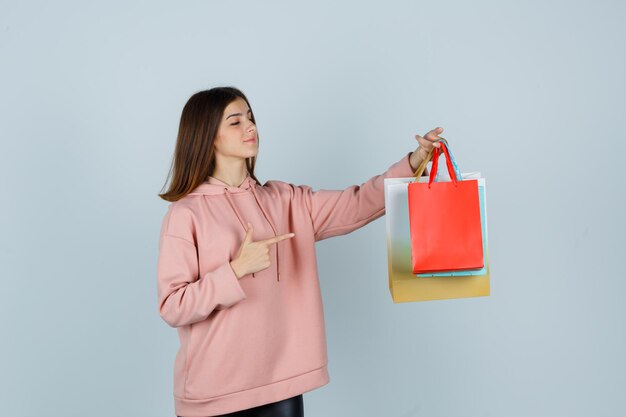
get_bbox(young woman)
[157,86,442,417]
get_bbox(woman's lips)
[244,138,256,143]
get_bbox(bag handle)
[436,139,463,183]
[411,137,463,185]
[429,139,463,187]
[411,146,435,179]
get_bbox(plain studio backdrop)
[1,1,624,416]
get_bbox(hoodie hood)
[188,175,258,195]
[189,175,282,282]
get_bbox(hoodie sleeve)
[157,207,247,328]
[302,152,417,241]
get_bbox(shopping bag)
[383,140,490,303]
[415,173,488,277]
[407,140,484,274]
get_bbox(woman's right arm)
[156,209,247,328]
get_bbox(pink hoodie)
[157,152,415,416]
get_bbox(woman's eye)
[231,119,253,126]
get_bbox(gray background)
[1,1,624,416]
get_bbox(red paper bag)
[407,142,484,274]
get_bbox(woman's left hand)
[409,127,444,171]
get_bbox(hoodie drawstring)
[224,189,255,278]
[223,186,281,282]
[224,188,247,230]
[250,185,281,282]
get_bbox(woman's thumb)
[243,222,253,243]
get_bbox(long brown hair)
[159,87,261,202]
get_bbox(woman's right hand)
[230,222,295,279]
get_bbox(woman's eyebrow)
[226,109,252,119]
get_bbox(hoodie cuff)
[211,261,247,310]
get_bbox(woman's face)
[214,97,258,161]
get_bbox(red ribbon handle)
[427,140,459,188]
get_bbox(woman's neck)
[211,156,248,187]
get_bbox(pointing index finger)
[261,233,295,245]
